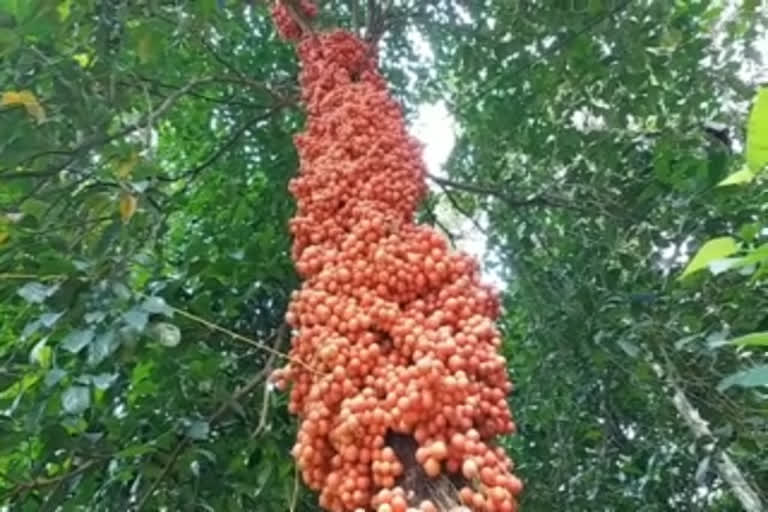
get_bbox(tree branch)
[349,0,362,34]
[2,459,99,503]
[433,177,488,236]
[365,0,391,45]
[135,326,288,511]
[0,78,214,182]
[280,0,317,38]
[127,76,265,109]
[159,106,284,183]
[200,36,249,81]
[428,173,585,212]
[658,349,764,512]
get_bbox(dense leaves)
[419,1,768,510]
[0,0,766,511]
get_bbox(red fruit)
[423,458,441,478]
[269,2,521,510]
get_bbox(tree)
[1,0,766,511]
[268,3,521,511]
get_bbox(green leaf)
[17,281,57,303]
[0,0,18,17]
[617,339,640,357]
[56,0,72,21]
[61,385,90,414]
[718,365,768,391]
[122,308,148,331]
[90,373,118,390]
[197,0,218,17]
[141,296,173,316]
[61,328,95,353]
[728,332,768,347]
[39,311,63,328]
[84,311,106,324]
[739,222,761,242]
[116,443,157,458]
[679,237,739,278]
[44,368,67,388]
[30,338,51,367]
[746,87,768,172]
[88,331,117,366]
[716,165,754,187]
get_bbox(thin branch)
[0,169,72,180]
[200,37,248,82]
[135,326,288,511]
[251,379,273,439]
[125,76,260,109]
[365,0,377,40]
[280,0,317,38]
[138,292,315,373]
[433,178,487,236]
[144,77,214,129]
[160,107,283,183]
[428,173,585,212]
[0,78,214,181]
[0,273,67,281]
[349,0,362,33]
[422,198,457,246]
[2,460,99,502]
[658,348,764,512]
[133,438,186,511]
[213,76,295,104]
[289,465,300,512]
[365,0,391,45]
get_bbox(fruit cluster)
[270,2,523,511]
[271,0,318,41]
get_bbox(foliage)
[418,1,768,510]
[0,0,767,511]
[0,0,310,509]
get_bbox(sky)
[410,103,506,289]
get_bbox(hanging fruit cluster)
[270,2,523,511]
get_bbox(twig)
[251,379,273,439]
[251,324,287,439]
[200,36,248,82]
[2,460,98,503]
[280,0,317,38]
[125,76,262,109]
[161,107,284,183]
[350,0,361,33]
[133,438,186,511]
[39,473,67,512]
[422,198,457,246]
[0,78,214,182]
[428,173,586,212]
[135,327,289,511]
[0,273,67,281]
[137,292,316,374]
[432,179,487,236]
[289,464,300,512]
[365,0,391,45]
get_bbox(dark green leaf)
[61,328,95,353]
